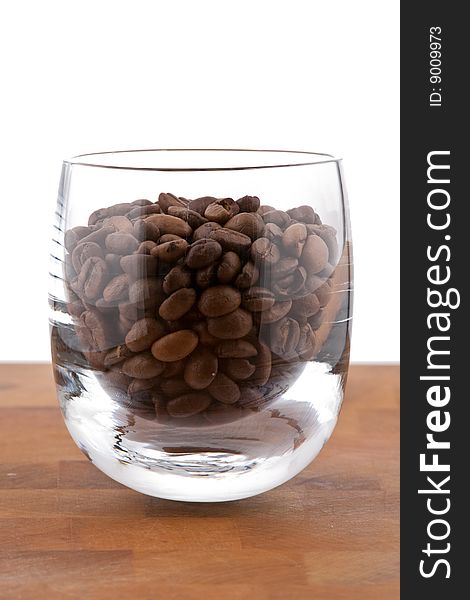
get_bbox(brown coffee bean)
[207,228,252,254]
[251,237,280,266]
[191,321,219,346]
[184,347,218,390]
[167,205,207,229]
[216,339,258,358]
[125,318,166,352]
[250,341,272,386]
[136,240,157,254]
[105,232,139,255]
[161,360,185,378]
[103,215,133,233]
[104,344,133,367]
[188,196,218,215]
[316,280,332,307]
[131,199,153,206]
[207,308,253,339]
[195,264,218,289]
[145,214,192,238]
[88,207,109,226]
[120,254,158,279]
[163,265,192,294]
[300,235,329,274]
[192,221,222,241]
[257,205,275,216]
[217,252,241,283]
[158,234,182,244]
[133,220,160,242]
[259,299,292,324]
[160,378,192,397]
[185,238,223,269]
[126,204,161,220]
[102,274,129,303]
[306,223,338,265]
[204,198,239,224]
[128,376,160,398]
[151,238,188,262]
[118,301,141,321]
[105,253,122,272]
[266,316,300,356]
[121,352,165,379]
[106,202,133,217]
[263,222,283,243]
[78,310,112,351]
[198,285,241,317]
[236,195,260,213]
[235,261,259,289]
[262,209,290,228]
[287,205,316,224]
[220,358,256,380]
[308,309,324,330]
[241,287,275,312]
[304,273,325,294]
[78,256,109,300]
[151,330,199,362]
[158,192,187,213]
[297,323,316,360]
[238,385,265,408]
[207,373,240,404]
[224,212,265,241]
[166,392,212,417]
[290,294,320,318]
[273,257,298,281]
[273,266,307,297]
[282,223,307,258]
[71,242,103,273]
[129,278,164,309]
[159,288,197,321]
[64,226,92,252]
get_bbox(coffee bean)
[71,242,103,273]
[188,196,218,215]
[131,199,153,206]
[88,207,109,226]
[158,234,182,244]
[121,352,165,379]
[315,280,332,307]
[241,287,275,312]
[265,316,300,357]
[166,392,212,417]
[297,323,316,360]
[106,202,133,217]
[195,264,217,289]
[167,205,208,229]
[158,192,187,213]
[126,204,161,220]
[306,224,338,265]
[207,228,252,254]
[102,274,129,303]
[184,347,218,390]
[105,232,139,255]
[185,239,222,269]
[163,265,192,295]
[192,221,222,241]
[287,205,316,224]
[207,373,240,404]
[216,339,258,358]
[145,214,192,238]
[282,223,307,258]
[133,220,160,242]
[103,215,134,233]
[129,278,164,309]
[104,344,133,367]
[120,254,158,279]
[236,195,260,213]
[159,288,197,320]
[259,300,292,324]
[207,308,253,339]
[250,341,272,386]
[151,238,189,262]
[136,240,158,254]
[125,318,166,352]
[78,256,109,300]
[191,321,219,346]
[78,309,113,351]
[217,251,241,283]
[262,209,290,228]
[263,222,283,243]
[160,378,192,397]
[198,285,241,317]
[300,234,329,274]
[224,212,265,241]
[105,253,123,272]
[64,226,92,252]
[251,237,280,266]
[161,359,185,378]
[151,330,199,362]
[235,261,259,289]
[220,358,255,380]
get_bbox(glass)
[49,149,353,501]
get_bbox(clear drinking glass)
[49,149,353,501]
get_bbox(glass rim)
[64,148,342,172]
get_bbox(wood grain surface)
[0,364,399,599]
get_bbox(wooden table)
[0,364,399,599]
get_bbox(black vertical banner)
[401,2,467,597]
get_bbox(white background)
[0,0,399,362]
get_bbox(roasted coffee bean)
[207,373,240,404]
[297,323,316,360]
[316,280,332,307]
[220,358,255,380]
[103,215,133,233]
[300,234,329,274]
[163,265,192,294]
[235,261,259,289]
[236,195,260,213]
[207,228,252,254]
[121,352,165,379]
[192,221,222,241]
[158,192,187,213]
[224,212,265,241]
[250,341,272,386]
[308,309,324,330]
[166,392,212,417]
[204,198,239,224]
[104,344,133,367]
[105,232,139,255]
[217,251,241,283]
[241,287,275,312]
[257,205,275,216]
[307,223,338,265]
[105,253,123,272]
[151,330,199,362]
[71,242,103,273]
[304,274,325,294]
[188,196,219,215]
[131,199,153,206]
[282,223,307,258]
[125,318,166,352]
[198,285,241,317]
[106,202,133,218]
[136,240,157,254]
[145,214,192,238]
[251,237,280,266]
[160,378,192,397]
[290,294,320,318]
[238,385,265,408]
[88,207,109,226]
[78,256,109,300]
[195,264,218,289]
[79,225,115,248]
[158,234,182,244]
[259,300,292,324]
[168,205,208,229]
[161,360,185,378]
[120,254,158,279]
[191,321,219,346]
[102,274,129,303]
[159,288,197,321]
[185,239,223,269]
[128,278,164,309]
[207,308,253,339]
[184,347,218,390]
[287,205,316,224]
[273,257,298,281]
[262,209,290,228]
[151,238,188,262]
[128,376,160,398]
[266,316,301,357]
[273,266,307,297]
[126,204,161,220]
[78,310,112,352]
[263,222,283,243]
[133,220,160,242]
[64,226,92,252]
[216,339,258,358]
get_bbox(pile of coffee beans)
[62,192,341,424]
